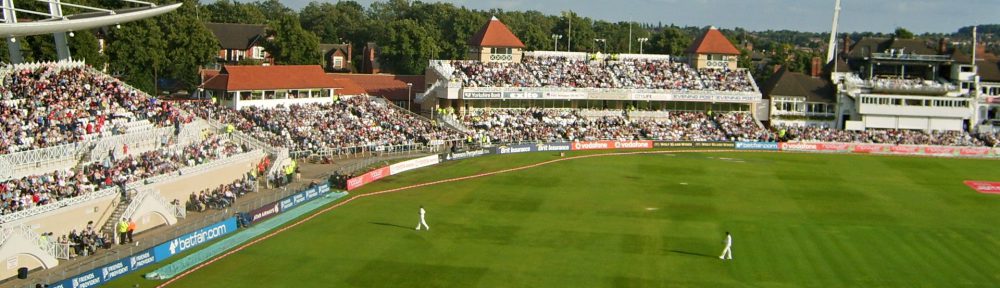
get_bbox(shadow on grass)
[669,249,716,258]
[370,222,414,230]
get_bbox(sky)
[266,0,999,34]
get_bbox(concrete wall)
[152,154,262,204]
[0,232,58,280]
[9,194,119,238]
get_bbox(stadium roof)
[328,74,425,101]
[202,65,340,91]
[468,16,525,49]
[761,68,835,103]
[0,3,181,38]
[204,23,268,50]
[686,26,740,55]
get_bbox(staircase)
[100,192,130,242]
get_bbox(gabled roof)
[761,68,836,103]
[847,37,941,59]
[686,26,740,55]
[204,23,268,50]
[975,60,1000,83]
[468,16,525,48]
[202,65,340,91]
[328,74,425,101]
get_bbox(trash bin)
[17,267,28,279]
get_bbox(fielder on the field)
[415,205,430,231]
[719,231,733,260]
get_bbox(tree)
[265,13,321,65]
[374,19,441,74]
[68,30,107,68]
[159,0,219,91]
[649,26,691,55]
[894,27,914,39]
[202,0,267,24]
[106,18,167,93]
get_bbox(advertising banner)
[153,217,238,260]
[51,245,161,287]
[779,142,819,151]
[734,142,779,150]
[249,202,281,224]
[494,144,535,155]
[889,146,920,154]
[571,140,652,151]
[923,146,955,155]
[534,142,572,151]
[346,166,391,191]
[279,184,327,211]
[445,149,490,161]
[959,147,991,156]
[853,144,885,153]
[653,141,735,148]
[817,143,851,152]
[964,181,1000,194]
[388,155,440,175]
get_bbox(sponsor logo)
[964,181,1000,194]
[923,146,955,154]
[251,203,281,223]
[653,141,735,148]
[853,144,884,153]
[572,141,610,150]
[780,143,819,151]
[889,146,920,153]
[735,142,779,150]
[536,143,571,151]
[613,140,653,149]
[155,218,236,259]
[101,261,127,281]
[129,251,155,270]
[960,148,990,156]
[448,149,488,160]
[818,143,850,151]
[389,155,440,174]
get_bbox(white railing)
[0,224,64,259]
[0,187,118,223]
[0,141,89,181]
[2,60,87,72]
[90,126,175,162]
[120,188,154,221]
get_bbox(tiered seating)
[776,125,984,146]
[187,96,461,153]
[462,109,767,143]
[0,134,247,216]
[450,56,755,92]
[0,64,182,154]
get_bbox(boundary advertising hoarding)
[570,140,652,151]
[493,142,572,155]
[734,142,779,150]
[779,142,1000,158]
[653,141,735,148]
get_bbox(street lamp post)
[638,38,649,54]
[594,38,606,53]
[551,34,562,51]
[407,82,413,111]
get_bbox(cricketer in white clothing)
[416,206,430,231]
[719,231,733,260]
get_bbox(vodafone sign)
[571,140,652,151]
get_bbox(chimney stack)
[842,35,851,56]
[810,57,822,78]
[938,38,947,54]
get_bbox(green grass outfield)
[108,150,1000,287]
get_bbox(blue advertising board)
[152,217,238,260]
[279,184,327,212]
[735,142,780,150]
[49,248,158,288]
[493,142,572,155]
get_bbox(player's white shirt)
[725,234,732,246]
[420,208,426,216]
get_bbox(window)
[333,56,344,68]
[961,65,973,72]
[491,47,512,55]
[252,46,265,60]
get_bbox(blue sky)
[265,0,998,34]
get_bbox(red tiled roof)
[331,78,366,96]
[201,65,340,91]
[468,16,525,48]
[686,26,740,55]
[328,74,425,101]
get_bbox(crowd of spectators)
[0,65,184,154]
[60,221,111,257]
[461,109,767,143]
[188,96,460,154]
[186,174,255,212]
[976,131,1000,147]
[0,134,247,216]
[775,125,984,146]
[450,56,755,92]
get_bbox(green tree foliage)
[374,19,441,74]
[649,26,691,55]
[265,13,321,65]
[894,27,914,39]
[68,30,107,68]
[202,0,267,24]
[159,0,219,90]
[106,19,167,93]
